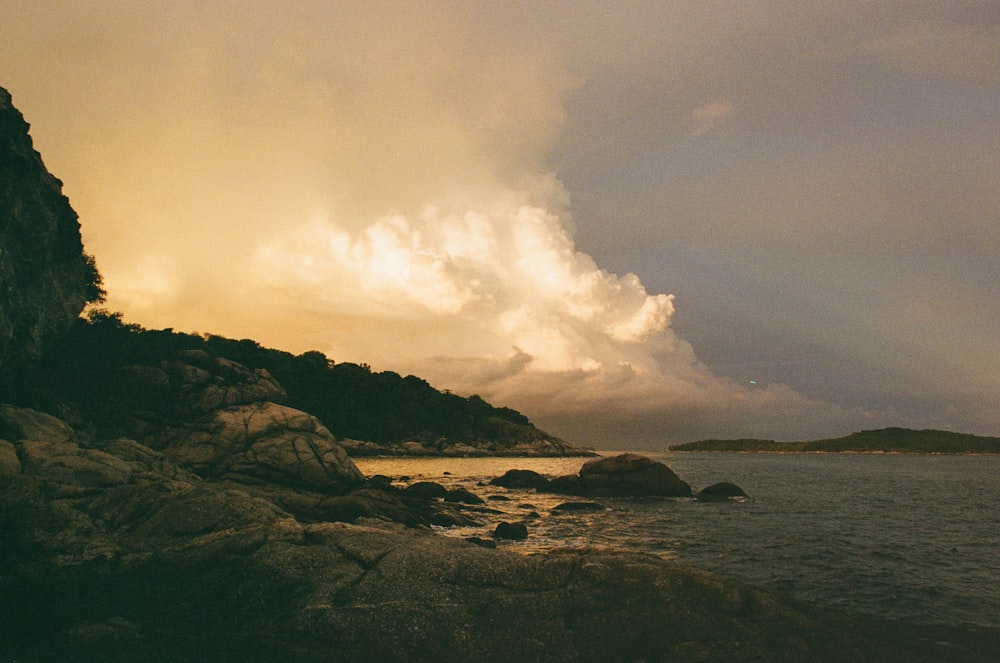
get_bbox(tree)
[82,253,106,305]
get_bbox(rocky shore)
[3,84,998,662]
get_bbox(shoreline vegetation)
[9,310,594,458]
[670,428,1000,454]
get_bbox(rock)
[0,439,20,475]
[552,501,606,513]
[696,481,748,501]
[161,401,364,493]
[313,487,428,526]
[0,404,77,444]
[489,468,550,490]
[493,521,529,540]
[464,536,497,549]
[444,487,485,505]
[576,453,692,497]
[0,87,89,373]
[106,355,363,496]
[543,474,582,494]
[366,474,395,490]
[402,481,449,500]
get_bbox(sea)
[354,451,1000,630]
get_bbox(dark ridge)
[671,428,1000,454]
[6,310,590,456]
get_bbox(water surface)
[355,451,1000,628]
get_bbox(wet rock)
[577,453,692,497]
[444,487,485,505]
[489,468,551,490]
[552,501,606,513]
[402,481,448,500]
[366,474,395,490]
[493,521,529,540]
[696,481,748,501]
[465,536,497,549]
[543,474,582,494]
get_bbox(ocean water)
[354,451,1000,629]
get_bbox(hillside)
[6,309,592,457]
[671,427,1000,454]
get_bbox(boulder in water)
[576,453,692,497]
[552,501,606,513]
[444,487,485,504]
[489,469,550,490]
[402,481,449,500]
[493,521,529,540]
[696,481,748,502]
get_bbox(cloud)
[688,98,735,137]
[4,2,928,447]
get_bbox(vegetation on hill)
[7,310,563,451]
[671,428,1000,454]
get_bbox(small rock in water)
[696,481,748,501]
[465,536,497,549]
[402,481,448,500]
[489,469,550,490]
[551,501,606,513]
[444,488,485,505]
[493,521,529,540]
[367,474,394,489]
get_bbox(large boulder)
[0,87,89,373]
[160,401,363,492]
[575,453,692,497]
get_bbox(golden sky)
[3,2,998,446]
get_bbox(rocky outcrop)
[544,453,693,498]
[1,426,990,662]
[108,352,364,495]
[0,87,89,373]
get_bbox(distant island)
[671,427,1000,454]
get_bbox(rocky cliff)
[0,86,90,372]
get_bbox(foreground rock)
[545,453,693,497]
[2,404,997,662]
[3,449,994,662]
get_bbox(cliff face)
[0,86,88,371]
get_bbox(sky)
[2,1,998,448]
